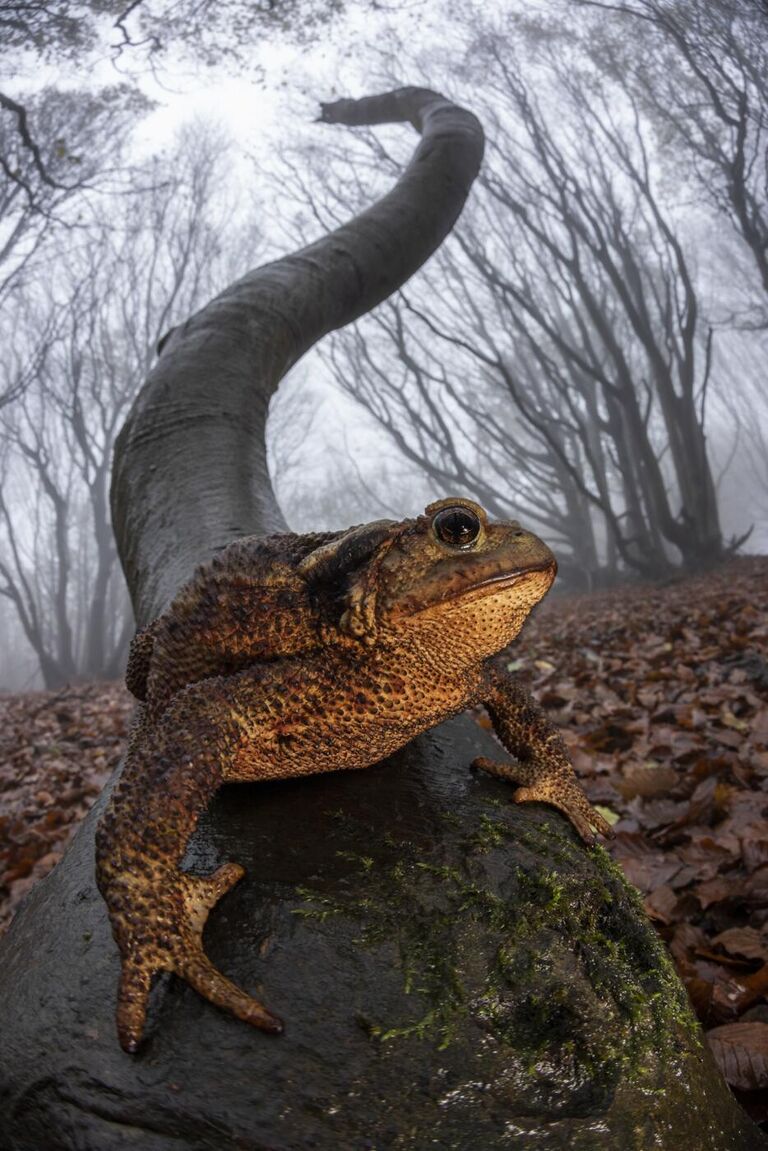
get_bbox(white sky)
[78,1,441,151]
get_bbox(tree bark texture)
[0,87,764,1150]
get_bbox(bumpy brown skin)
[96,497,612,1052]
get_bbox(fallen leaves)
[507,555,768,1120]
[0,681,132,933]
[615,761,678,799]
[713,928,768,963]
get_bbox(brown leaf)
[670,921,709,963]
[727,965,768,1016]
[746,867,768,907]
[620,854,682,894]
[669,864,700,890]
[750,751,768,776]
[644,884,679,924]
[712,928,768,964]
[721,708,750,733]
[610,830,655,858]
[707,1022,768,1090]
[741,837,768,873]
[684,976,716,1023]
[621,795,687,830]
[751,710,768,740]
[694,948,757,972]
[637,687,662,710]
[677,834,738,882]
[584,721,634,754]
[683,776,719,826]
[712,730,745,751]
[615,762,678,800]
[695,876,742,909]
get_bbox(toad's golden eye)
[433,506,482,549]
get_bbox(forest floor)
[1,555,767,1121]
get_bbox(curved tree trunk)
[0,88,764,1151]
[112,87,485,627]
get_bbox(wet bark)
[0,87,764,1150]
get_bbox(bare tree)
[271,14,743,579]
[457,49,728,573]
[0,0,365,64]
[0,123,259,688]
[0,0,383,275]
[265,113,609,573]
[712,326,768,527]
[574,0,768,300]
[0,84,151,407]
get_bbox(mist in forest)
[0,0,766,690]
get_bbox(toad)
[96,497,612,1051]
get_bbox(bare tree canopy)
[574,0,768,301]
[0,123,260,686]
[0,84,150,354]
[1,0,372,62]
[267,0,764,585]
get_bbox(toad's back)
[129,529,344,718]
[127,519,402,719]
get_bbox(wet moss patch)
[293,798,697,1108]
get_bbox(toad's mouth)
[437,558,557,605]
[397,557,557,618]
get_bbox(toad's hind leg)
[115,863,282,1053]
[95,672,285,1053]
[177,864,282,1033]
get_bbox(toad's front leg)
[95,675,284,1053]
[472,667,613,844]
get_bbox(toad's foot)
[114,862,283,1053]
[471,757,615,845]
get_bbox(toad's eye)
[433,506,482,549]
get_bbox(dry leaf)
[644,884,678,924]
[707,1022,768,1090]
[615,762,677,800]
[712,929,768,964]
[621,854,682,893]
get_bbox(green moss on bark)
[293,798,697,1102]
